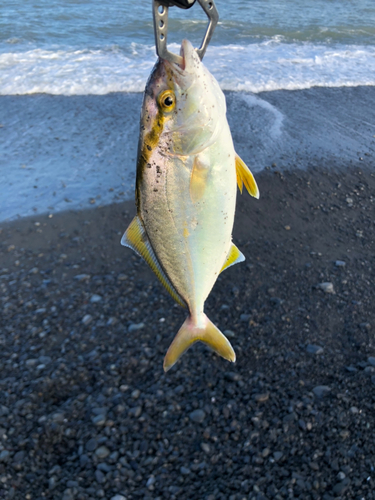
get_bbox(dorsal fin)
[220,243,245,273]
[235,154,259,199]
[121,216,186,308]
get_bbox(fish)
[122,39,259,371]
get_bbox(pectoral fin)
[190,156,210,203]
[220,243,245,273]
[121,216,186,308]
[235,154,259,199]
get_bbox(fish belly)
[139,126,237,314]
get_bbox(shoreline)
[1,164,375,499]
[1,85,375,223]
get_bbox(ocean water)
[1,0,375,222]
[1,0,375,94]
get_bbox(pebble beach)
[2,2,375,498]
[1,164,375,500]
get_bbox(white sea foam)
[1,41,375,95]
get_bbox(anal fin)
[220,243,245,273]
[235,154,259,199]
[121,216,186,308]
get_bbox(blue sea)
[1,0,375,94]
[1,0,375,222]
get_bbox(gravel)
[1,166,375,499]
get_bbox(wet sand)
[1,164,375,499]
[1,85,375,221]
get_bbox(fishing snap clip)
[152,0,219,65]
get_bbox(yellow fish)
[122,40,259,371]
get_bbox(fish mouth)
[162,39,196,74]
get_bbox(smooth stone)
[224,329,235,338]
[367,356,375,367]
[128,323,145,332]
[95,446,110,459]
[189,409,206,424]
[128,406,142,418]
[306,344,324,355]
[86,438,98,452]
[74,274,91,281]
[254,393,269,403]
[52,413,65,423]
[95,469,106,484]
[111,496,127,500]
[0,450,10,462]
[312,385,331,398]
[317,282,335,294]
[82,314,93,325]
[146,476,155,487]
[335,260,346,267]
[25,358,38,367]
[90,294,102,303]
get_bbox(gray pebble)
[74,273,91,281]
[80,454,90,467]
[316,282,335,294]
[128,406,142,418]
[224,329,235,338]
[91,407,107,416]
[111,496,127,500]
[128,322,145,332]
[0,450,10,462]
[86,438,98,452]
[82,314,93,325]
[97,462,112,472]
[306,344,324,355]
[367,356,375,367]
[95,469,106,483]
[131,389,140,399]
[189,409,206,423]
[52,412,65,423]
[240,313,251,322]
[90,294,102,303]
[25,358,38,367]
[146,476,156,487]
[180,466,191,475]
[312,385,331,398]
[201,443,210,453]
[337,471,346,481]
[335,260,346,267]
[39,355,51,364]
[92,414,106,426]
[95,446,110,459]
[13,451,25,463]
[254,393,269,403]
[49,476,57,489]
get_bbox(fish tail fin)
[163,314,236,372]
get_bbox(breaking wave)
[1,41,375,95]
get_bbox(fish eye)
[158,90,176,112]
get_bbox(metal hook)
[153,0,219,65]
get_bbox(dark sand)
[1,164,375,500]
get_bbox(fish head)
[140,39,226,157]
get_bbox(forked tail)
[163,314,236,372]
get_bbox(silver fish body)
[122,40,259,370]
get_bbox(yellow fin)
[163,314,236,372]
[220,243,245,273]
[190,156,210,203]
[121,216,186,308]
[235,154,259,199]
